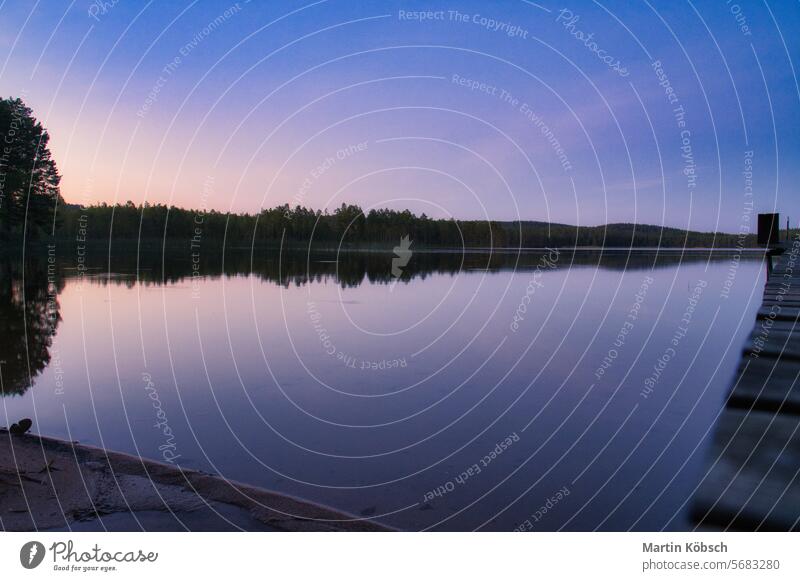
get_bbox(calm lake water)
[0,247,765,530]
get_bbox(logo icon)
[390,235,413,291]
[20,541,45,569]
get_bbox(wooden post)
[758,213,780,246]
[759,213,781,277]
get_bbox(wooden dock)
[692,237,800,531]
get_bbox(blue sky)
[1,0,798,231]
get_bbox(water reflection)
[0,254,63,396]
[11,243,761,282]
[0,246,767,530]
[0,246,760,398]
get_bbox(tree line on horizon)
[1,96,758,249]
[52,201,755,249]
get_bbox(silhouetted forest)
[1,96,759,250]
[0,97,62,241]
[53,202,758,249]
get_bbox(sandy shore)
[0,430,389,532]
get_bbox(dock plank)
[692,409,800,531]
[743,331,800,360]
[692,244,800,531]
[728,358,800,414]
[756,307,800,322]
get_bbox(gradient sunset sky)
[1,0,798,231]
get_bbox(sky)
[0,0,798,231]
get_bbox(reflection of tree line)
[64,245,758,287]
[0,254,64,396]
[0,246,761,397]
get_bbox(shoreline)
[4,241,770,253]
[0,430,390,532]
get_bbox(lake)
[0,246,766,530]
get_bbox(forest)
[52,201,756,249]
[1,95,758,250]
